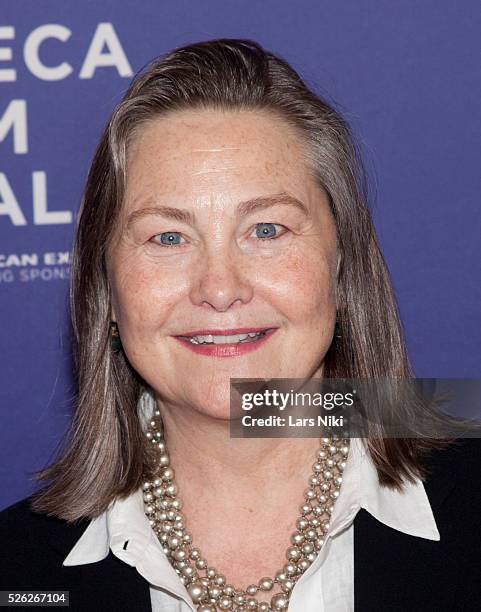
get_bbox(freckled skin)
[106,108,342,585]
[107,107,340,421]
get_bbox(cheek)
[110,259,182,331]
[261,249,336,328]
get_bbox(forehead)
[123,108,319,209]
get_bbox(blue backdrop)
[1,1,480,510]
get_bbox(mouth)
[175,327,276,345]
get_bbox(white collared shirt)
[63,436,440,611]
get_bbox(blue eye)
[253,223,285,239]
[150,224,287,248]
[153,232,185,246]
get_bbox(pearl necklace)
[142,409,349,611]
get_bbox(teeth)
[186,331,267,345]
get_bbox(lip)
[172,327,278,358]
[175,327,276,337]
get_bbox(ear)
[110,304,117,323]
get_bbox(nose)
[189,247,254,312]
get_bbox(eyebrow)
[125,192,311,229]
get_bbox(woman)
[1,38,480,612]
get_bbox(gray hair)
[31,38,456,522]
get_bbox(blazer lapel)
[353,443,460,611]
[41,510,152,611]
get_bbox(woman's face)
[107,108,340,419]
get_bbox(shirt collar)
[62,437,440,584]
[63,487,195,608]
[295,437,440,587]
[344,437,440,541]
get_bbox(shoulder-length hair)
[31,38,455,522]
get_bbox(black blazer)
[1,438,480,611]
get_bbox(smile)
[182,331,267,345]
[172,327,278,357]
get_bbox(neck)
[154,396,322,511]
